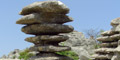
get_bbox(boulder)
[22,24,74,35]
[17,13,73,24]
[20,1,69,15]
[111,17,120,26]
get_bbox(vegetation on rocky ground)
[18,48,34,60]
[56,51,79,60]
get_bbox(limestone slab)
[28,53,73,60]
[100,42,118,47]
[22,24,74,35]
[95,48,115,53]
[17,13,73,24]
[20,1,69,15]
[29,45,71,52]
[25,35,69,43]
[92,54,112,59]
[101,30,119,36]
[97,34,120,42]
[111,17,120,26]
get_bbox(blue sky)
[0,0,120,57]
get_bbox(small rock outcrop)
[0,49,21,59]
[60,31,97,60]
[16,1,74,60]
[92,18,120,60]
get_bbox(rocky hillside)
[0,31,97,60]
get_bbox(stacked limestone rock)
[92,18,120,60]
[16,1,74,60]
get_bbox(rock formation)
[0,49,21,59]
[60,31,97,60]
[92,18,120,60]
[16,1,74,60]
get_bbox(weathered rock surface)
[97,34,120,42]
[22,24,74,35]
[28,53,73,60]
[0,49,21,59]
[100,42,118,47]
[25,35,68,43]
[95,48,115,53]
[101,30,119,36]
[60,31,97,60]
[112,53,120,60]
[93,18,120,60]
[17,1,74,60]
[92,54,113,59]
[111,17,120,26]
[20,1,69,15]
[17,13,73,24]
[29,45,71,52]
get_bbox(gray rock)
[60,31,97,60]
[0,49,21,59]
[20,1,69,15]
[111,53,120,60]
[29,45,71,52]
[100,42,118,47]
[22,24,74,35]
[28,53,73,60]
[101,30,119,36]
[115,24,120,32]
[17,13,73,24]
[25,35,69,44]
[97,34,120,42]
[111,17,120,26]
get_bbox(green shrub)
[18,48,34,60]
[56,51,79,60]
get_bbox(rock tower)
[16,1,74,60]
[92,18,120,60]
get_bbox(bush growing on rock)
[18,48,34,60]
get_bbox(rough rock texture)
[60,31,97,60]
[17,1,74,60]
[0,49,21,59]
[17,13,73,24]
[22,24,74,35]
[92,17,120,60]
[28,53,73,60]
[19,1,69,15]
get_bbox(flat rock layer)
[97,34,120,42]
[16,13,73,24]
[101,30,119,36]
[25,35,68,43]
[95,48,115,53]
[92,54,112,59]
[28,53,73,60]
[29,45,71,52]
[22,24,74,35]
[100,42,118,47]
[20,1,69,15]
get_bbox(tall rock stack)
[92,18,120,60]
[16,1,74,60]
